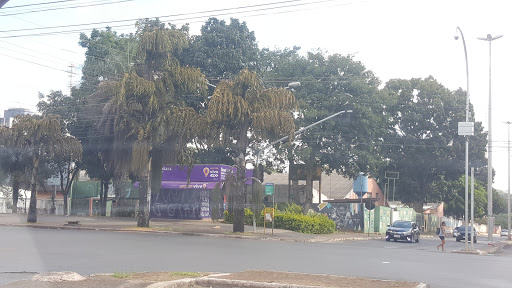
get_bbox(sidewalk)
[0,213,388,243]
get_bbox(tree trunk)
[233,153,246,233]
[99,179,105,216]
[103,179,109,216]
[303,167,313,214]
[290,163,301,205]
[137,161,151,227]
[12,176,20,213]
[27,149,40,223]
[113,174,124,217]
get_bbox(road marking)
[382,262,390,264]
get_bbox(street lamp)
[454,26,471,251]
[478,33,503,242]
[505,121,512,241]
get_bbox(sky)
[1,0,511,191]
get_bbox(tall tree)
[78,28,138,96]
[182,18,259,80]
[207,69,297,232]
[37,90,83,215]
[102,19,207,227]
[0,127,32,213]
[260,49,389,212]
[10,115,81,223]
[382,77,488,209]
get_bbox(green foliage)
[432,176,486,218]
[283,203,303,214]
[273,212,335,234]
[223,206,335,234]
[111,273,131,279]
[475,214,509,228]
[493,190,507,215]
[380,78,488,206]
[169,272,201,277]
[182,17,259,79]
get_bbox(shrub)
[223,207,335,234]
[283,203,303,214]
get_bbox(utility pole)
[478,33,503,243]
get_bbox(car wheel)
[386,238,390,242]
[456,238,460,242]
[393,238,397,242]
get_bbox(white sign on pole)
[458,122,474,136]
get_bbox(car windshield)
[392,222,412,228]
[459,226,474,232]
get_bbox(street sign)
[265,183,274,196]
[458,122,474,136]
[264,208,274,222]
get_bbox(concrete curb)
[196,275,430,288]
[145,277,197,288]
[197,277,323,288]
[450,240,512,255]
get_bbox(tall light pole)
[455,26,471,251]
[506,121,512,241]
[478,33,503,242]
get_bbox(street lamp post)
[506,121,512,241]
[478,33,503,242]
[454,26,471,251]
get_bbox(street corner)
[450,240,512,255]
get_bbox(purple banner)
[160,181,223,190]
[162,165,253,184]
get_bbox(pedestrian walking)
[436,221,447,251]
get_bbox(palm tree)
[11,115,82,223]
[207,69,297,232]
[108,19,207,227]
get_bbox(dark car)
[456,226,477,243]
[386,220,420,243]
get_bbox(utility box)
[363,207,375,234]
[374,206,391,233]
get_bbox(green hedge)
[223,207,335,234]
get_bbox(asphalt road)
[0,226,511,288]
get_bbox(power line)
[2,0,93,9]
[0,40,79,65]
[0,0,134,17]
[0,52,69,73]
[0,0,339,35]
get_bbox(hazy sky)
[1,0,511,191]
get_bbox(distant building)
[2,108,33,127]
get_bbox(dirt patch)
[209,270,421,288]
[99,272,208,282]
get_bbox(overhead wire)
[0,0,343,37]
[0,52,69,73]
[0,0,134,17]
[1,0,96,9]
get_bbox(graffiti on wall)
[319,203,365,231]
[151,189,208,219]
